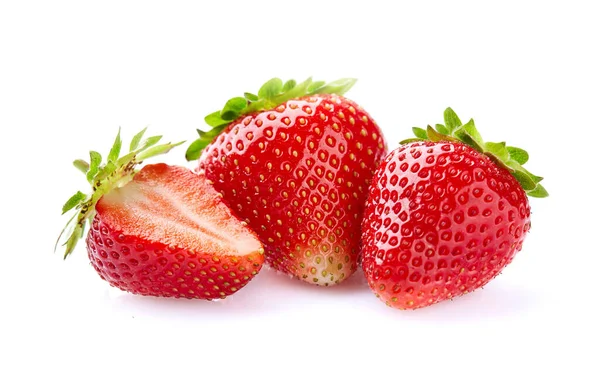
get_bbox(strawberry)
[58,130,264,299]
[361,108,547,309]
[186,78,387,285]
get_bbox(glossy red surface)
[361,142,531,309]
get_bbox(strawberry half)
[58,130,264,299]
[186,78,387,285]
[361,108,547,309]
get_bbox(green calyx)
[56,128,184,258]
[403,108,548,198]
[185,77,357,161]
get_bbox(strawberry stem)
[56,129,184,258]
[185,77,357,161]
[405,108,548,198]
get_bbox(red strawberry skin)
[198,95,387,285]
[86,164,264,299]
[361,142,531,309]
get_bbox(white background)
[1,1,598,386]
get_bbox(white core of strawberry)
[100,180,262,256]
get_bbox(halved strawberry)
[361,108,547,309]
[58,130,264,299]
[186,78,387,286]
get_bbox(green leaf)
[291,77,313,93]
[462,119,484,145]
[219,113,236,123]
[435,124,450,135]
[530,174,544,184]
[210,76,357,122]
[205,111,229,127]
[412,127,428,140]
[282,79,296,92]
[64,223,84,258]
[406,108,548,199]
[185,125,227,160]
[116,151,136,168]
[86,151,102,183]
[484,141,510,161]
[129,127,147,151]
[427,125,457,143]
[510,164,544,184]
[444,107,462,130]
[137,135,162,152]
[308,81,326,94]
[137,141,185,161]
[258,78,283,99]
[507,146,529,165]
[55,211,77,253]
[528,184,549,198]
[246,99,267,112]
[454,128,484,152]
[310,78,357,96]
[93,160,118,183]
[511,169,537,191]
[73,159,89,174]
[108,128,122,162]
[244,92,259,101]
[185,137,208,161]
[272,77,312,105]
[503,159,520,172]
[62,191,86,214]
[220,97,247,121]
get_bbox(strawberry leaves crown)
[404,108,548,198]
[56,129,183,258]
[185,77,357,161]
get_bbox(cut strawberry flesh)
[97,163,262,258]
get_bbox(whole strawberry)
[361,108,547,309]
[58,130,264,299]
[186,78,387,285]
